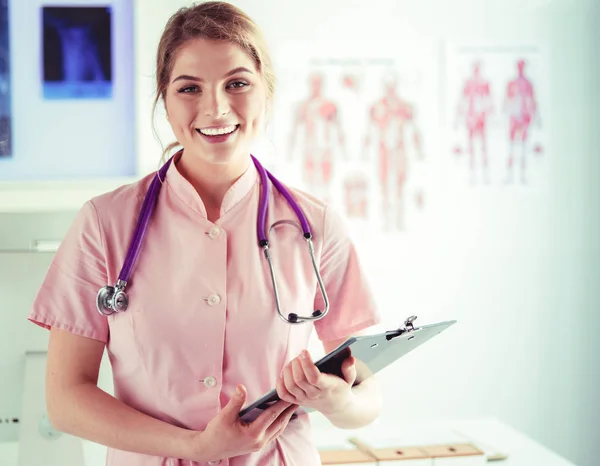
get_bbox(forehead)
[170,38,258,79]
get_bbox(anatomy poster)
[444,44,549,190]
[271,41,438,234]
[0,0,10,157]
[42,6,113,99]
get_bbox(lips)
[195,124,240,144]
[197,124,239,136]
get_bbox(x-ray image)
[0,0,11,156]
[42,6,112,99]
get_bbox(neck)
[176,152,250,217]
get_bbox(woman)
[28,2,382,464]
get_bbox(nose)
[202,88,229,117]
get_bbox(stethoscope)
[96,153,330,325]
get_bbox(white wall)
[1,0,598,466]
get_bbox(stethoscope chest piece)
[96,281,129,316]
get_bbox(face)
[164,38,268,169]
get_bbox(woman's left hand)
[276,350,356,416]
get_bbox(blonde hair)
[152,1,275,163]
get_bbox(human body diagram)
[288,73,345,201]
[454,61,494,184]
[362,72,424,231]
[450,55,545,187]
[502,59,542,184]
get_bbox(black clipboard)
[239,316,456,423]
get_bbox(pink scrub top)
[28,152,381,466]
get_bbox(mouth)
[197,124,239,136]
[195,124,240,144]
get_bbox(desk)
[310,418,576,466]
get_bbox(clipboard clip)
[402,315,417,332]
[386,315,418,341]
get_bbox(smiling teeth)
[199,125,237,136]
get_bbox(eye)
[228,80,249,89]
[177,85,199,94]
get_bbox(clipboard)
[239,316,456,423]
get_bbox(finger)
[276,372,297,403]
[292,357,320,399]
[266,407,296,443]
[265,420,288,446]
[262,412,295,451]
[222,384,247,421]
[341,356,357,385]
[252,402,295,447]
[264,404,297,441]
[298,350,322,387]
[249,399,294,434]
[283,363,306,399]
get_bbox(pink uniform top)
[28,152,381,466]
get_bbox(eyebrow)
[171,67,254,84]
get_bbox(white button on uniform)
[207,294,221,306]
[203,376,217,388]
[208,226,221,239]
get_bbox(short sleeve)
[313,206,381,341]
[28,200,109,343]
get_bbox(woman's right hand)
[189,384,298,462]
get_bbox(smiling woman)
[153,2,274,156]
[165,40,266,182]
[28,2,382,466]
[151,3,275,218]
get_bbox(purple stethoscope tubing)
[96,154,330,324]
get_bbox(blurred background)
[0,0,598,465]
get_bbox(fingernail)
[300,350,307,359]
[236,385,243,396]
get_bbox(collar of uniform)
[165,150,258,219]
